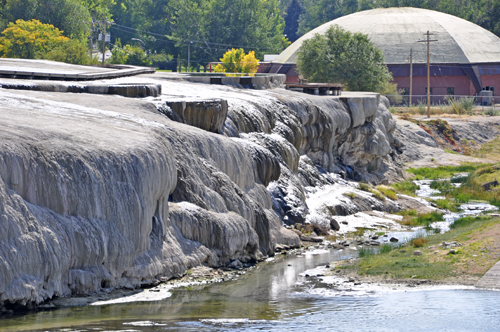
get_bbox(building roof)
[274,7,500,65]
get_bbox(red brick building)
[264,7,500,104]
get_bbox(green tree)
[0,19,90,64]
[0,19,69,58]
[297,0,358,37]
[296,25,392,91]
[167,0,285,64]
[284,0,303,42]
[109,39,152,66]
[2,0,91,39]
[110,0,176,55]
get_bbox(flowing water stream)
[1,180,500,331]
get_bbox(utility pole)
[89,20,93,61]
[418,31,437,117]
[409,48,413,107]
[101,17,107,66]
[187,41,193,72]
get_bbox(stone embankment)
[0,63,474,310]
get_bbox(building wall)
[393,75,473,104]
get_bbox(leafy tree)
[214,48,259,73]
[296,25,392,91]
[297,0,358,37]
[0,19,90,64]
[109,39,152,66]
[2,0,91,39]
[0,19,69,58]
[167,0,284,64]
[284,0,303,42]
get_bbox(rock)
[330,218,340,231]
[341,221,349,225]
[413,250,422,256]
[0,62,407,309]
[390,237,399,243]
[348,277,355,283]
[449,249,458,255]
[371,235,379,240]
[161,99,228,134]
[228,260,243,269]
[434,250,439,254]
[400,249,407,253]
[481,180,499,191]
[310,236,324,243]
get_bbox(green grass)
[434,199,461,212]
[402,211,444,227]
[407,163,488,180]
[450,215,491,229]
[391,180,419,196]
[348,215,500,280]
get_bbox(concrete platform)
[476,260,500,289]
[0,58,155,81]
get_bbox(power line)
[110,22,279,52]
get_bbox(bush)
[376,185,398,200]
[214,48,259,73]
[358,182,372,192]
[148,53,175,70]
[412,237,428,247]
[109,39,152,66]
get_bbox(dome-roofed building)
[264,7,500,103]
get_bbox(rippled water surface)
[1,248,499,332]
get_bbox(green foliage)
[450,216,483,229]
[391,180,419,196]
[167,0,285,62]
[358,247,375,258]
[448,96,476,115]
[375,185,398,200]
[148,52,174,70]
[0,19,63,57]
[380,81,403,105]
[415,211,444,227]
[1,0,91,39]
[407,164,488,180]
[296,25,392,91]
[358,182,372,192]
[109,39,152,66]
[434,199,461,212]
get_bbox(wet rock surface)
[0,67,461,310]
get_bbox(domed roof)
[274,7,500,65]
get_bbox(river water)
[1,248,499,332]
[2,181,500,331]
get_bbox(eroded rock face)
[0,78,402,309]
[0,89,298,308]
[158,99,228,134]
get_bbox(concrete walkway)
[476,260,500,289]
[0,58,154,81]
